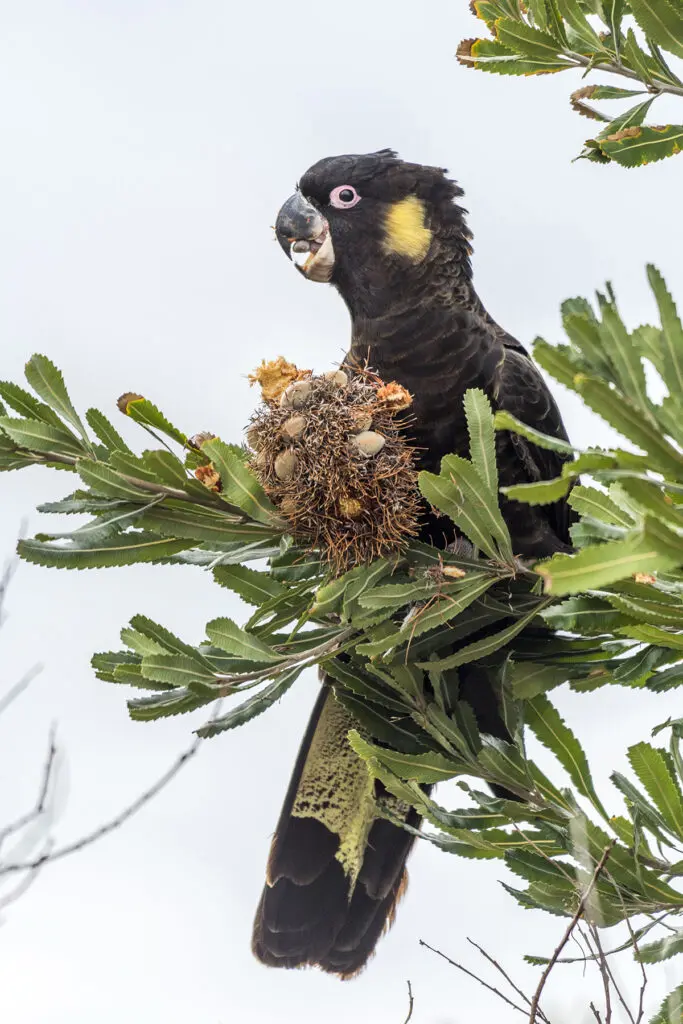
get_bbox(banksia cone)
[247,360,421,572]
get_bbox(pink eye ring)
[329,185,361,209]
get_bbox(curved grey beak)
[275,192,335,282]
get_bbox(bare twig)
[528,841,615,1024]
[0,665,42,718]
[0,726,57,856]
[466,938,549,1023]
[419,939,529,1018]
[0,729,203,877]
[583,925,612,1024]
[401,980,414,1024]
[625,916,648,1024]
[588,924,634,1024]
[0,855,49,914]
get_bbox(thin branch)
[588,924,635,1024]
[583,925,612,1024]
[466,938,549,1023]
[0,664,42,717]
[0,729,203,877]
[0,853,50,913]
[624,916,647,1024]
[528,841,615,1024]
[401,980,414,1024]
[0,725,57,855]
[563,50,683,98]
[419,940,529,1019]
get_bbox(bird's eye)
[329,185,361,209]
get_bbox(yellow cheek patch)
[383,195,432,262]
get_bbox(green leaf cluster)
[459,0,683,165]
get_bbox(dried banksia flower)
[248,356,311,406]
[247,363,420,572]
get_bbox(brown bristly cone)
[246,363,421,572]
[248,356,312,406]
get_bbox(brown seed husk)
[351,430,386,457]
[274,450,299,481]
[248,364,421,572]
[281,414,307,439]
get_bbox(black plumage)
[253,150,574,978]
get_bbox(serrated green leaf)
[569,484,635,527]
[213,564,287,605]
[0,381,67,426]
[119,394,187,446]
[139,653,216,688]
[574,375,683,474]
[464,388,499,498]
[628,742,683,838]
[536,518,683,595]
[420,455,512,561]
[598,301,650,412]
[18,532,189,569]
[493,410,575,454]
[648,265,683,398]
[627,0,683,60]
[85,407,133,454]
[325,658,409,713]
[357,574,497,658]
[0,416,84,458]
[648,983,683,1023]
[196,668,301,737]
[336,693,428,753]
[621,625,683,650]
[205,617,285,663]
[348,729,463,783]
[91,650,141,683]
[494,17,564,57]
[602,124,683,168]
[502,475,572,504]
[461,37,568,75]
[127,614,212,664]
[510,662,569,698]
[526,694,608,817]
[127,687,210,721]
[139,501,274,545]
[76,459,156,500]
[201,437,283,526]
[417,599,546,671]
[637,930,683,964]
[24,354,89,440]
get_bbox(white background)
[1,2,682,1021]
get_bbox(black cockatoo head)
[275,150,472,319]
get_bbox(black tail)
[251,683,420,977]
[252,662,512,977]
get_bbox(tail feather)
[252,684,417,976]
[252,660,512,977]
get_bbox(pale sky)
[1,3,683,1022]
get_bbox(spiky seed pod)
[280,380,313,409]
[351,431,386,457]
[281,414,306,439]
[248,363,420,572]
[274,450,299,481]
[323,369,349,388]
